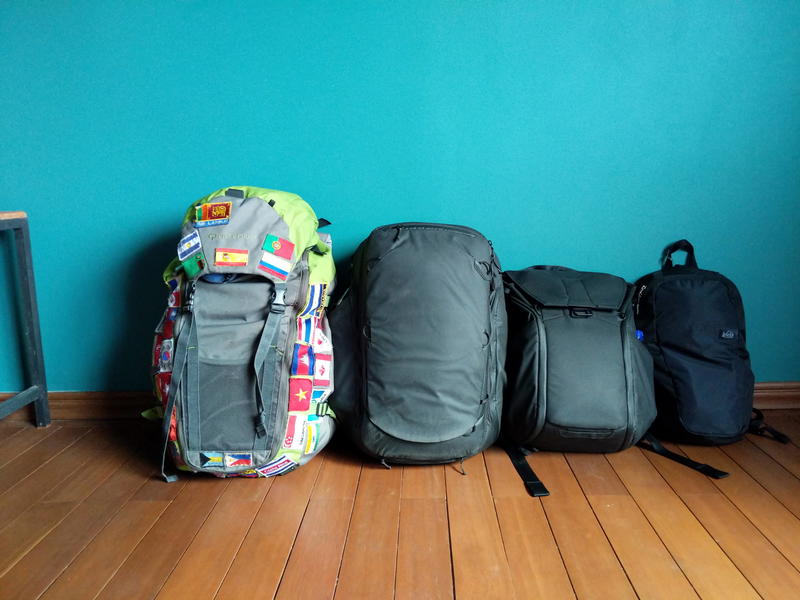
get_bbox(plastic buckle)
[569,308,593,318]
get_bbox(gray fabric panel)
[363,225,492,443]
[506,267,628,310]
[543,309,628,431]
[180,194,291,279]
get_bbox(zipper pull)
[634,284,647,315]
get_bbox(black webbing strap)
[638,432,729,479]
[502,442,550,497]
[749,408,791,444]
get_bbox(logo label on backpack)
[177,231,202,261]
[720,329,739,340]
[194,202,231,228]
[214,248,249,266]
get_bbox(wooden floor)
[1,412,800,600]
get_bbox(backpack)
[501,266,658,496]
[329,222,507,465]
[633,239,789,446]
[150,186,336,481]
[503,266,657,452]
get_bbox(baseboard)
[1,381,799,421]
[753,381,800,410]
[0,390,152,421]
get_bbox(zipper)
[634,284,647,316]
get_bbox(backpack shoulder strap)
[749,409,791,444]
[638,432,729,479]
[253,283,288,437]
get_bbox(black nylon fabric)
[503,266,656,453]
[330,223,507,463]
[634,256,754,445]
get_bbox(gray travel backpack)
[330,223,507,465]
[151,186,337,481]
[501,266,657,495]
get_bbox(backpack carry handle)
[661,239,698,272]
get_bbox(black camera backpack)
[633,240,788,446]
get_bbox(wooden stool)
[0,211,50,426]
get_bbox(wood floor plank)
[608,448,761,600]
[274,451,361,600]
[402,463,446,499]
[532,452,636,600]
[0,454,153,600]
[215,459,324,600]
[645,444,800,599]
[396,497,454,600]
[446,454,518,600]
[0,426,89,494]
[567,453,699,600]
[396,463,452,600]
[747,432,800,478]
[722,439,800,518]
[764,413,800,446]
[678,443,800,572]
[0,428,116,533]
[0,430,132,576]
[335,464,402,599]
[484,446,575,600]
[155,478,273,600]
[0,425,61,469]
[94,477,229,600]
[39,485,183,600]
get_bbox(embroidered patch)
[181,252,205,278]
[300,284,326,317]
[257,250,291,280]
[312,388,331,404]
[214,248,249,266]
[155,371,171,403]
[313,353,332,388]
[313,324,332,352]
[194,201,231,228]
[225,453,253,467]
[291,344,315,377]
[289,377,312,411]
[256,455,296,477]
[304,423,319,454]
[162,308,178,339]
[262,234,295,260]
[167,277,182,307]
[200,452,224,467]
[283,415,306,451]
[158,338,174,372]
[177,231,202,261]
[297,317,316,344]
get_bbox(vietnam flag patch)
[289,377,312,412]
[214,248,249,266]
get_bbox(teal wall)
[1,1,799,391]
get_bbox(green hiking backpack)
[149,186,336,481]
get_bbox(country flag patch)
[256,455,296,477]
[262,234,295,260]
[314,353,332,388]
[291,344,315,377]
[300,284,326,317]
[297,316,316,344]
[194,201,231,227]
[304,423,319,454]
[312,388,331,405]
[200,452,224,467]
[155,371,171,404]
[214,248,249,266]
[181,252,205,278]
[225,452,253,467]
[283,415,306,450]
[158,338,174,372]
[289,377,312,412]
[177,230,202,261]
[313,324,332,352]
[167,276,182,307]
[257,251,291,281]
